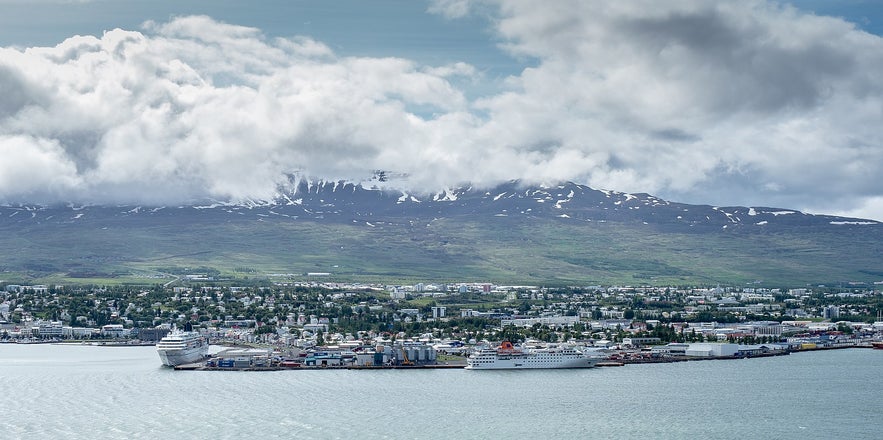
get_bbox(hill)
[1,180,880,286]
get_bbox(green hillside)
[2,214,880,287]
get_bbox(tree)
[497,325,524,343]
[255,324,276,335]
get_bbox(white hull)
[156,331,209,367]
[466,343,598,370]
[157,346,209,367]
[466,356,596,369]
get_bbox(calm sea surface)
[1,344,881,439]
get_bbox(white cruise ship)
[156,331,209,367]
[466,341,597,370]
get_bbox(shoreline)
[172,344,878,371]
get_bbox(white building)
[500,316,580,328]
[303,323,328,333]
[35,321,65,338]
[100,324,127,338]
[63,327,96,338]
[685,343,739,357]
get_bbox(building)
[137,327,171,342]
[749,322,785,337]
[62,327,96,338]
[737,344,788,356]
[685,343,739,357]
[100,324,127,338]
[431,306,446,319]
[35,321,64,338]
[823,306,840,320]
[215,348,272,368]
[651,343,690,355]
[304,353,343,367]
[303,323,328,333]
[622,337,662,347]
[500,316,580,328]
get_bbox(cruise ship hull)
[466,356,596,369]
[157,346,209,367]
[156,331,209,367]
[465,342,598,370]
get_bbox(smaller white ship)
[156,330,208,367]
[466,341,598,370]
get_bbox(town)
[2,279,882,368]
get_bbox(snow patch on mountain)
[433,189,459,202]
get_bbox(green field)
[1,214,880,287]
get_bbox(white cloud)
[0,16,477,203]
[1,3,883,221]
[0,135,81,201]
[427,0,474,19]
[471,0,883,218]
[827,196,883,223]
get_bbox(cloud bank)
[1,2,882,220]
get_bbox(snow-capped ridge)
[0,178,878,229]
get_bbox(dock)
[175,362,467,371]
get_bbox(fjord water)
[1,344,880,439]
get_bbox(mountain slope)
[1,180,880,286]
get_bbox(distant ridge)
[4,178,875,229]
[0,179,880,285]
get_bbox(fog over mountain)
[1,1,882,220]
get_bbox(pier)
[175,362,468,371]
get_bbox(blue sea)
[1,344,880,439]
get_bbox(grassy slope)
[1,214,880,286]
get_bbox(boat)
[156,330,209,367]
[465,341,598,370]
[872,341,883,350]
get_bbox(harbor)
[169,338,876,371]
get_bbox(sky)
[0,0,882,220]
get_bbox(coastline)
[170,343,877,371]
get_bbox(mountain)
[1,180,881,286]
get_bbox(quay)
[175,362,467,371]
[169,340,879,371]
